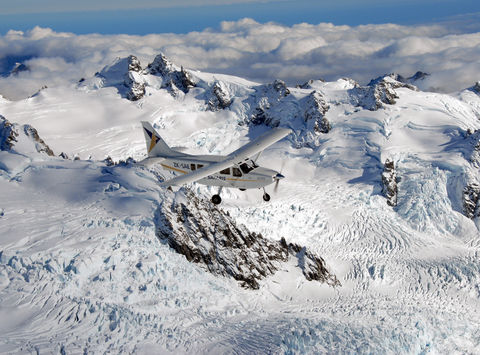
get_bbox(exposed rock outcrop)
[463,183,480,219]
[351,74,418,111]
[0,115,54,156]
[124,72,146,101]
[156,189,340,289]
[269,79,290,98]
[207,81,233,111]
[303,91,331,134]
[296,79,325,89]
[23,124,54,156]
[144,54,196,95]
[93,55,146,101]
[472,82,480,95]
[0,115,18,150]
[242,80,333,148]
[124,56,145,101]
[248,80,291,127]
[10,62,30,76]
[407,71,429,83]
[460,130,480,220]
[127,55,142,72]
[382,158,398,207]
[469,130,480,168]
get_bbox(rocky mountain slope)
[1,53,480,353]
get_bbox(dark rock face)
[124,56,145,101]
[23,125,55,156]
[472,82,480,95]
[382,158,398,207]
[10,62,30,76]
[127,55,142,72]
[102,156,115,166]
[145,54,196,95]
[352,74,417,111]
[461,130,480,220]
[469,130,480,168]
[303,91,331,134]
[296,79,325,89]
[283,239,339,284]
[207,82,232,111]
[463,184,480,219]
[124,73,146,101]
[156,189,340,289]
[249,80,291,127]
[250,106,272,126]
[342,77,360,88]
[407,71,429,82]
[0,115,54,156]
[0,115,18,151]
[89,53,196,99]
[244,81,332,148]
[270,79,290,98]
[94,55,146,101]
[315,117,331,134]
[145,53,175,77]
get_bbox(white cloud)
[1,20,480,100]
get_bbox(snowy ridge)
[1,53,480,353]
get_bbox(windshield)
[239,160,258,174]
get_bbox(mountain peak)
[0,115,54,157]
[145,53,176,77]
[473,81,480,94]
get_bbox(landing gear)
[263,192,271,202]
[211,194,222,205]
[239,188,246,191]
[211,187,223,205]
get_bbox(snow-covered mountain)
[1,53,480,353]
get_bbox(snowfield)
[1,56,480,353]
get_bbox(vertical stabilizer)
[141,121,175,157]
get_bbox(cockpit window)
[220,168,230,175]
[240,160,258,174]
[232,167,242,177]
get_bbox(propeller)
[273,173,285,192]
[273,159,287,193]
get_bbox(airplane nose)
[274,173,285,180]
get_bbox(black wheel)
[211,194,222,205]
[239,188,246,191]
[263,193,271,202]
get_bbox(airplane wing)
[160,127,292,187]
[226,128,292,162]
[137,157,165,166]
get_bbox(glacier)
[0,54,480,353]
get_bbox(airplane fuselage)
[140,121,290,203]
[159,153,278,190]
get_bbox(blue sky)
[1,0,480,35]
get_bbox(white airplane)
[140,121,292,204]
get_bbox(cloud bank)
[1,19,480,99]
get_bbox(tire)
[263,193,271,202]
[239,188,246,191]
[211,194,222,205]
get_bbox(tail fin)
[141,121,175,157]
